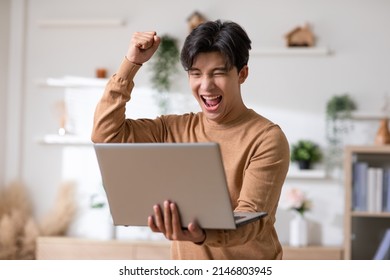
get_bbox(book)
[352,161,368,211]
[367,167,384,213]
[376,168,383,212]
[373,228,390,260]
[367,167,377,212]
[383,168,390,212]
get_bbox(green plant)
[326,93,357,120]
[325,94,357,171]
[291,140,322,166]
[89,194,105,209]
[149,34,180,113]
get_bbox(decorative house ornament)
[285,23,315,47]
[187,11,207,32]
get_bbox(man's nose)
[199,75,215,91]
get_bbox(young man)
[92,20,290,259]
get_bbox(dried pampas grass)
[0,181,76,259]
[40,181,76,236]
[19,218,40,260]
[0,214,17,259]
[0,182,32,219]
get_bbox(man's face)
[188,51,248,124]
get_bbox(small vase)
[375,118,390,145]
[289,213,308,247]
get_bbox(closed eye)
[188,70,201,78]
[213,71,227,76]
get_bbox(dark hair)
[180,20,252,72]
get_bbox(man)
[92,20,290,259]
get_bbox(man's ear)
[238,65,249,84]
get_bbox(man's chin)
[202,111,223,123]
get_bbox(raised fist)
[126,31,161,65]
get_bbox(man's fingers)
[148,202,206,243]
[148,216,159,232]
[127,31,160,65]
[151,35,161,51]
[153,204,166,233]
[133,31,157,50]
[163,201,173,239]
[188,222,206,243]
[170,202,183,234]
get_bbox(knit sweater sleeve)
[91,58,167,143]
[202,124,290,247]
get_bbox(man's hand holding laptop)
[148,200,206,244]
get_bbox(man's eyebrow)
[213,66,228,72]
[188,66,228,72]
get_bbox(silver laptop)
[94,142,267,230]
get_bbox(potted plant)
[290,139,323,170]
[149,34,180,114]
[326,93,357,121]
[325,93,357,170]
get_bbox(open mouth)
[201,95,222,108]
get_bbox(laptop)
[94,142,267,230]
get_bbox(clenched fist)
[126,31,161,65]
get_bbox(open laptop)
[94,142,267,230]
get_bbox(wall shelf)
[251,47,332,56]
[351,111,389,121]
[37,19,126,28]
[351,212,390,218]
[35,76,108,88]
[286,168,327,179]
[39,134,92,146]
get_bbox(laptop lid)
[94,142,266,230]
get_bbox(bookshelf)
[344,145,390,259]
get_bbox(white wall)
[4,0,390,246]
[0,0,11,187]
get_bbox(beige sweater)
[92,58,290,260]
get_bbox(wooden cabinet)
[282,246,342,260]
[36,237,342,260]
[344,145,390,259]
[36,237,171,260]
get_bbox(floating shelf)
[351,211,390,218]
[286,169,327,179]
[35,76,108,88]
[37,19,126,28]
[251,47,332,56]
[350,111,390,121]
[39,134,92,146]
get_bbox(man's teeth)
[203,95,221,100]
[202,95,222,108]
